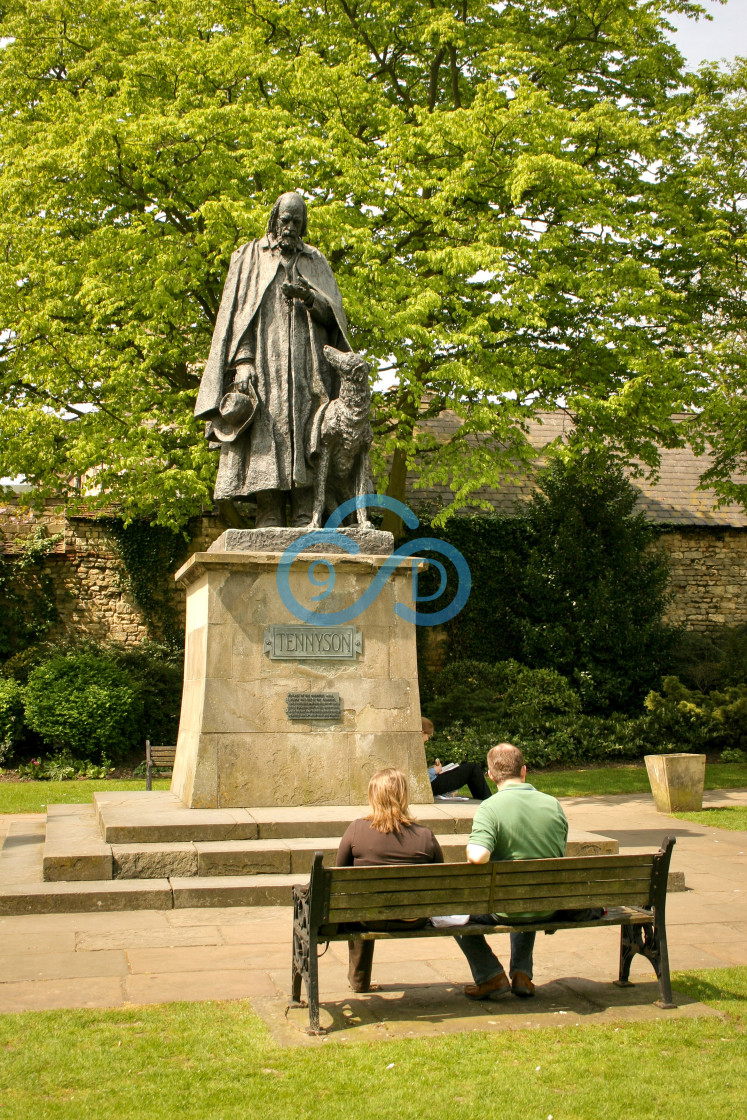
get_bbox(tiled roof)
[407,411,747,528]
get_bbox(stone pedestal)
[170,540,432,808]
[645,753,706,813]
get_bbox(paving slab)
[123,968,281,1006]
[43,804,111,882]
[0,819,45,886]
[0,878,173,915]
[0,908,173,934]
[0,948,129,983]
[263,976,719,1045]
[246,803,477,840]
[125,942,290,975]
[0,790,743,1033]
[96,792,259,844]
[75,925,224,951]
[0,976,127,1013]
[170,873,306,908]
[0,813,42,849]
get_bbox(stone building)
[408,411,747,633]
[1,412,745,646]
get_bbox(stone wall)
[659,527,747,631]
[0,502,225,646]
[1,503,746,649]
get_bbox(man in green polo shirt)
[455,742,568,1000]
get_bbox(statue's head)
[267,192,308,251]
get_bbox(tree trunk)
[380,447,409,539]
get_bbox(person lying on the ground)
[422,716,492,801]
[336,768,444,992]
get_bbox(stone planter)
[645,753,706,813]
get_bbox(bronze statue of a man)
[194,192,350,527]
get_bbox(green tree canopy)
[661,58,747,511]
[0,0,729,528]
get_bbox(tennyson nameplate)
[264,625,362,661]
[286,693,341,720]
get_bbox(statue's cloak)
[195,236,350,498]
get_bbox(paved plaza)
[0,788,744,1042]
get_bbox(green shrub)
[720,747,747,763]
[426,710,685,771]
[424,660,692,769]
[24,651,144,763]
[669,625,747,693]
[645,676,747,753]
[425,659,580,732]
[1,644,53,685]
[106,643,182,746]
[0,677,25,764]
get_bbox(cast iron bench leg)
[614,921,675,1008]
[289,885,325,1032]
[307,931,322,1034]
[290,886,309,1008]
[651,914,675,1009]
[614,923,639,987]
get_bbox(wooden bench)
[145,742,176,790]
[290,836,676,1033]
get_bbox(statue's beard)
[279,229,300,253]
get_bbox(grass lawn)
[528,761,747,799]
[674,806,747,831]
[0,762,745,814]
[0,779,171,813]
[475,761,747,800]
[0,966,744,1120]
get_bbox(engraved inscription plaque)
[286,693,342,720]
[265,625,362,660]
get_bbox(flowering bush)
[17,750,113,780]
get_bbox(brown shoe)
[464,971,511,1001]
[511,971,535,998]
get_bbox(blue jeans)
[455,915,536,983]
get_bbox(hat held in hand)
[207,380,259,443]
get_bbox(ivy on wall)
[0,527,63,660]
[104,519,190,649]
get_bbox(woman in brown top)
[336,768,444,992]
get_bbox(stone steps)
[0,819,45,886]
[92,790,481,844]
[0,790,684,916]
[0,872,305,915]
[42,797,622,883]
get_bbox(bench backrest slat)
[329,892,651,923]
[328,877,652,912]
[328,866,653,899]
[328,884,651,920]
[321,855,656,924]
[147,746,176,764]
[328,853,654,885]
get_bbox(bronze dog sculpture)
[310,346,374,529]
